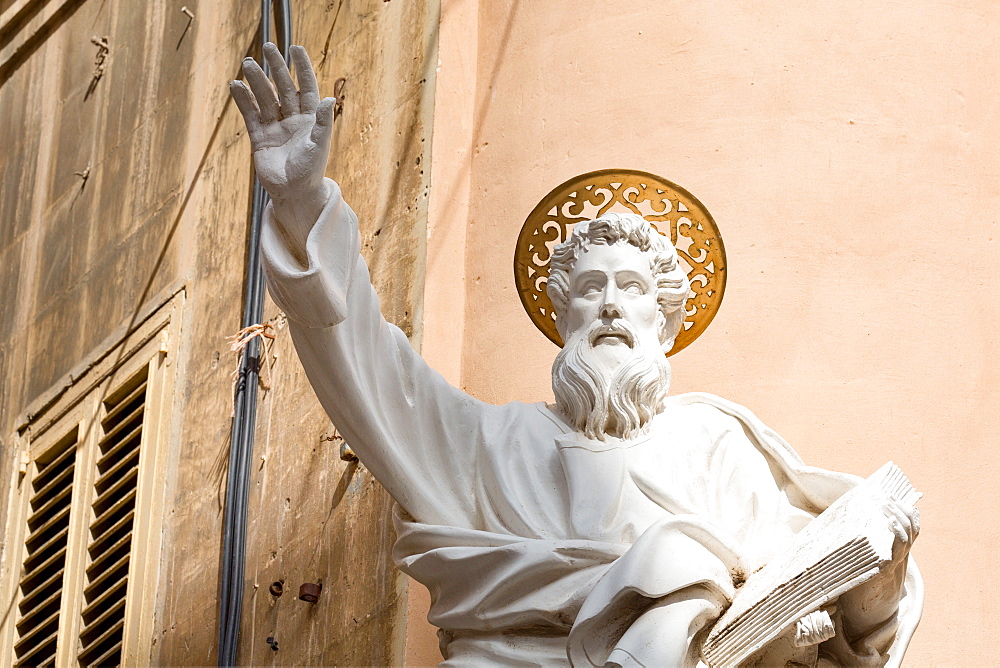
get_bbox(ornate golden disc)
[514,169,726,356]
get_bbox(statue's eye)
[624,282,644,295]
[575,279,603,296]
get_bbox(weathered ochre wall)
[236,1,438,664]
[0,0,437,664]
[418,0,1000,664]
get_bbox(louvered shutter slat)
[29,444,76,492]
[81,576,128,621]
[14,589,62,640]
[17,567,65,614]
[80,596,127,636]
[13,627,58,667]
[88,511,135,557]
[91,490,137,538]
[85,532,133,582]
[13,608,60,653]
[26,485,73,531]
[83,551,130,599]
[96,422,142,473]
[22,506,71,563]
[23,520,70,566]
[14,430,76,665]
[20,546,69,594]
[29,463,75,509]
[100,380,147,426]
[78,370,147,667]
[94,446,141,492]
[24,527,69,580]
[78,618,125,663]
[97,404,144,451]
[86,636,124,668]
[92,468,139,514]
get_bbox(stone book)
[702,462,921,666]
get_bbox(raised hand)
[230,43,335,251]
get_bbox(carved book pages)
[701,462,921,667]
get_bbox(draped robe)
[260,180,922,666]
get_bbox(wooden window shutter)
[13,428,79,667]
[2,291,182,667]
[77,368,148,667]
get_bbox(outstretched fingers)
[242,58,279,123]
[230,80,263,136]
[291,45,319,113]
[263,42,299,116]
[310,97,336,147]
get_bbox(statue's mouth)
[590,323,634,348]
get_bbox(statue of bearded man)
[231,44,922,667]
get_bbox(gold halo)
[514,169,727,356]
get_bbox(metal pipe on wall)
[218,1,292,664]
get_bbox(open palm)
[230,43,334,216]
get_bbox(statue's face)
[562,243,665,366]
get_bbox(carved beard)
[551,321,672,442]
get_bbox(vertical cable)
[218,1,291,664]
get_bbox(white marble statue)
[231,44,922,667]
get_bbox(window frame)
[0,291,183,666]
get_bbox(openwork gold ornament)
[514,169,726,356]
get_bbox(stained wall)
[0,0,437,664]
[418,0,1000,664]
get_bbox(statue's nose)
[599,286,623,320]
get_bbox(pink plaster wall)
[417,1,1000,664]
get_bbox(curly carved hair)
[546,213,691,348]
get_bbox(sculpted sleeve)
[260,178,485,528]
